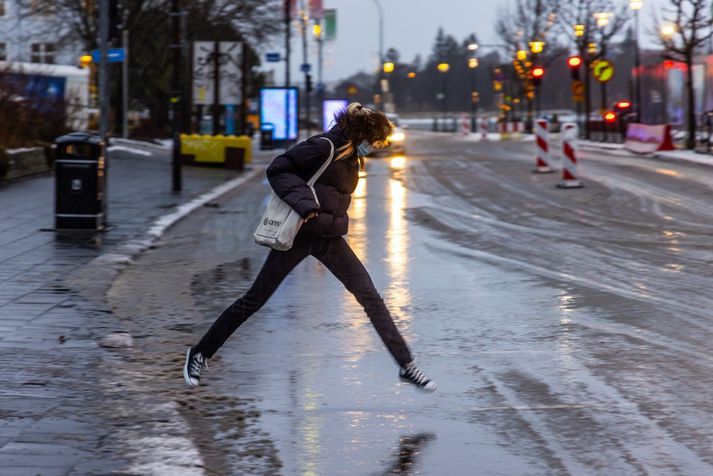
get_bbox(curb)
[92,166,264,268]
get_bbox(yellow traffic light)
[79,54,93,68]
[407,71,416,79]
[312,24,322,38]
[529,40,545,54]
[383,62,395,73]
[516,49,527,61]
[468,58,479,69]
[437,63,450,73]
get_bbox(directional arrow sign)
[592,60,615,83]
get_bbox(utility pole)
[170,0,183,191]
[122,27,129,138]
[285,0,292,86]
[212,41,221,135]
[300,0,311,137]
[316,19,324,130]
[98,0,109,137]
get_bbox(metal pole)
[634,10,642,123]
[212,41,220,135]
[317,24,324,130]
[301,0,310,137]
[170,0,183,192]
[371,0,385,109]
[99,0,109,136]
[122,28,129,138]
[285,0,291,86]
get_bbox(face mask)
[356,141,375,157]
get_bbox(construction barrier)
[624,123,675,154]
[460,114,470,135]
[479,116,489,140]
[558,124,583,188]
[499,121,523,140]
[180,134,252,170]
[534,119,553,173]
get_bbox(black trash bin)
[54,132,106,230]
[260,123,275,150]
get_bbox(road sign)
[571,80,585,102]
[592,60,615,83]
[91,48,125,63]
[266,52,281,62]
[192,41,243,105]
[323,9,337,40]
[301,63,311,73]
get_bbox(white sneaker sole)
[400,376,438,393]
[183,347,199,387]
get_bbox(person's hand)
[305,211,319,221]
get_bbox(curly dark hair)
[332,103,394,161]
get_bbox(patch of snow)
[99,331,134,348]
[108,145,153,157]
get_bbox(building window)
[0,43,6,61]
[31,43,55,64]
[0,2,6,17]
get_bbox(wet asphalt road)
[109,131,713,475]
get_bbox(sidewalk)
[0,140,272,474]
[578,139,713,167]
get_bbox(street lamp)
[630,0,643,122]
[468,57,479,131]
[437,62,450,123]
[529,40,545,54]
[661,23,676,39]
[467,43,479,52]
[594,12,612,28]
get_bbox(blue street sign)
[91,48,126,63]
[266,52,281,62]
[301,63,311,73]
[316,82,326,92]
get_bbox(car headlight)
[389,131,406,142]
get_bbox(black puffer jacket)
[266,126,359,238]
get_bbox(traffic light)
[567,56,582,80]
[531,66,545,87]
[306,74,313,93]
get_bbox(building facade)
[0,0,80,66]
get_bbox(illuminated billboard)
[322,99,349,131]
[259,87,298,143]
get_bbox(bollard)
[479,116,489,141]
[534,119,554,173]
[557,123,583,188]
[460,114,470,136]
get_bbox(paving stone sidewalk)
[0,141,272,475]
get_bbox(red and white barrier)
[624,123,675,154]
[558,123,583,188]
[460,114,470,136]
[534,119,553,173]
[479,116,488,140]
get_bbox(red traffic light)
[615,100,632,110]
[567,56,583,68]
[603,111,617,123]
[531,66,545,78]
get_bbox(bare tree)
[655,0,713,149]
[558,0,630,139]
[496,0,561,126]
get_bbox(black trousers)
[194,234,413,367]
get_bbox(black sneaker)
[183,346,208,387]
[399,362,437,392]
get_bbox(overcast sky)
[261,0,666,86]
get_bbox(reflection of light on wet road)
[299,373,323,476]
[557,290,576,357]
[350,174,368,261]
[654,168,681,178]
[390,156,407,170]
[386,169,412,326]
